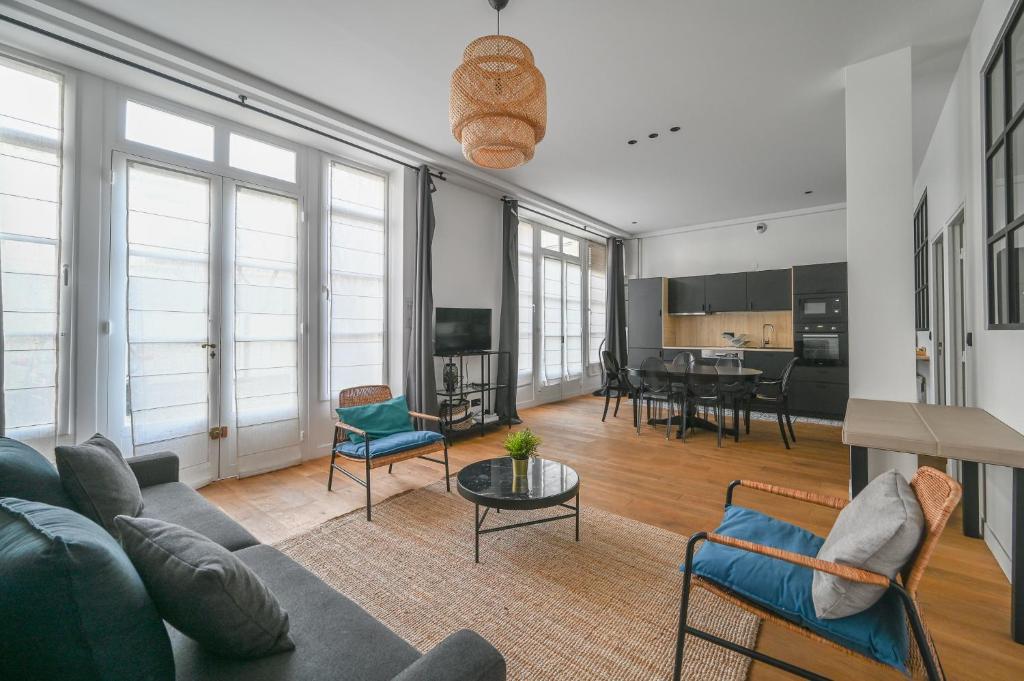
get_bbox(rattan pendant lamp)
[450,0,547,169]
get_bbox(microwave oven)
[795,293,845,323]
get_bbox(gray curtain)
[404,166,438,427]
[496,199,520,422]
[605,237,628,368]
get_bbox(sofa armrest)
[390,630,505,681]
[127,451,179,488]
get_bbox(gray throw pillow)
[114,515,294,658]
[56,433,142,534]
[812,469,924,619]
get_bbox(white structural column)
[844,48,918,481]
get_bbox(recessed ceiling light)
[670,126,681,132]
[804,190,813,195]
[631,221,638,224]
[648,133,659,139]
[627,139,638,145]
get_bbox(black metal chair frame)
[679,367,725,447]
[634,358,674,437]
[744,357,798,449]
[672,481,945,681]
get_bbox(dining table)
[624,364,763,439]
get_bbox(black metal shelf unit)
[435,350,514,438]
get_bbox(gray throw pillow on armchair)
[56,433,143,533]
[115,515,295,658]
[812,469,925,619]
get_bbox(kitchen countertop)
[663,346,794,353]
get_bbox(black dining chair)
[599,350,633,422]
[744,356,799,448]
[717,357,750,443]
[681,364,725,447]
[635,356,673,437]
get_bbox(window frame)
[913,191,929,331]
[0,47,78,446]
[319,155,390,402]
[586,240,607,372]
[982,0,1024,329]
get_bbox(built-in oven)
[795,292,845,323]
[794,323,848,367]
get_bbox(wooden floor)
[201,396,1019,681]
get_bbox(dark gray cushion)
[0,436,75,509]
[141,482,258,551]
[169,544,421,681]
[115,516,294,659]
[0,498,174,681]
[813,469,925,619]
[56,433,143,533]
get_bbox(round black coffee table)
[456,457,580,563]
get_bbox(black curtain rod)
[510,200,601,237]
[0,12,447,182]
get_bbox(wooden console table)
[843,398,1024,643]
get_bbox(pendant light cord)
[496,8,500,35]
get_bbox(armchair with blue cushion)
[329,385,449,521]
[672,468,961,681]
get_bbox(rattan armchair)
[673,467,961,681]
[328,385,449,520]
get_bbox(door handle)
[201,342,217,358]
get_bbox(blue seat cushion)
[688,505,910,673]
[336,430,445,459]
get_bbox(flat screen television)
[434,307,492,355]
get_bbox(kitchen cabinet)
[746,269,792,311]
[792,365,849,385]
[626,277,664,349]
[742,351,794,379]
[789,379,849,419]
[793,262,847,294]
[627,347,662,368]
[704,272,748,312]
[667,276,706,314]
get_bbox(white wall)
[638,206,846,278]
[913,0,1023,579]
[845,48,919,481]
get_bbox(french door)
[108,153,302,486]
[535,229,584,403]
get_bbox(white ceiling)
[67,0,982,233]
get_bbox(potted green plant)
[503,428,541,476]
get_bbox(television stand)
[435,350,514,439]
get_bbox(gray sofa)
[5,442,506,681]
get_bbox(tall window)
[517,221,534,386]
[0,56,65,452]
[540,229,583,386]
[913,192,929,331]
[984,8,1024,328]
[587,241,607,366]
[328,162,387,395]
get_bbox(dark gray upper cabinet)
[704,272,748,313]
[746,269,792,311]
[626,277,663,349]
[667,276,706,314]
[793,262,848,294]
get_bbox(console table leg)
[962,461,982,538]
[850,446,868,497]
[474,504,480,564]
[1013,468,1024,643]
[575,492,580,542]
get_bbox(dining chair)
[681,365,725,447]
[599,350,633,422]
[717,357,749,443]
[744,356,799,449]
[635,356,673,437]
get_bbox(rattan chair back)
[339,385,393,409]
[902,466,962,595]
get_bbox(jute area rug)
[276,480,760,681]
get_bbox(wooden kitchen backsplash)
[663,310,794,349]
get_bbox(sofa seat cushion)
[141,482,258,551]
[0,498,174,681]
[336,430,445,460]
[0,436,75,509]
[690,505,910,673]
[169,544,421,681]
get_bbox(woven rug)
[276,481,760,680]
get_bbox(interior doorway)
[949,210,968,407]
[932,233,946,405]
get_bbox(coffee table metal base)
[473,495,580,563]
